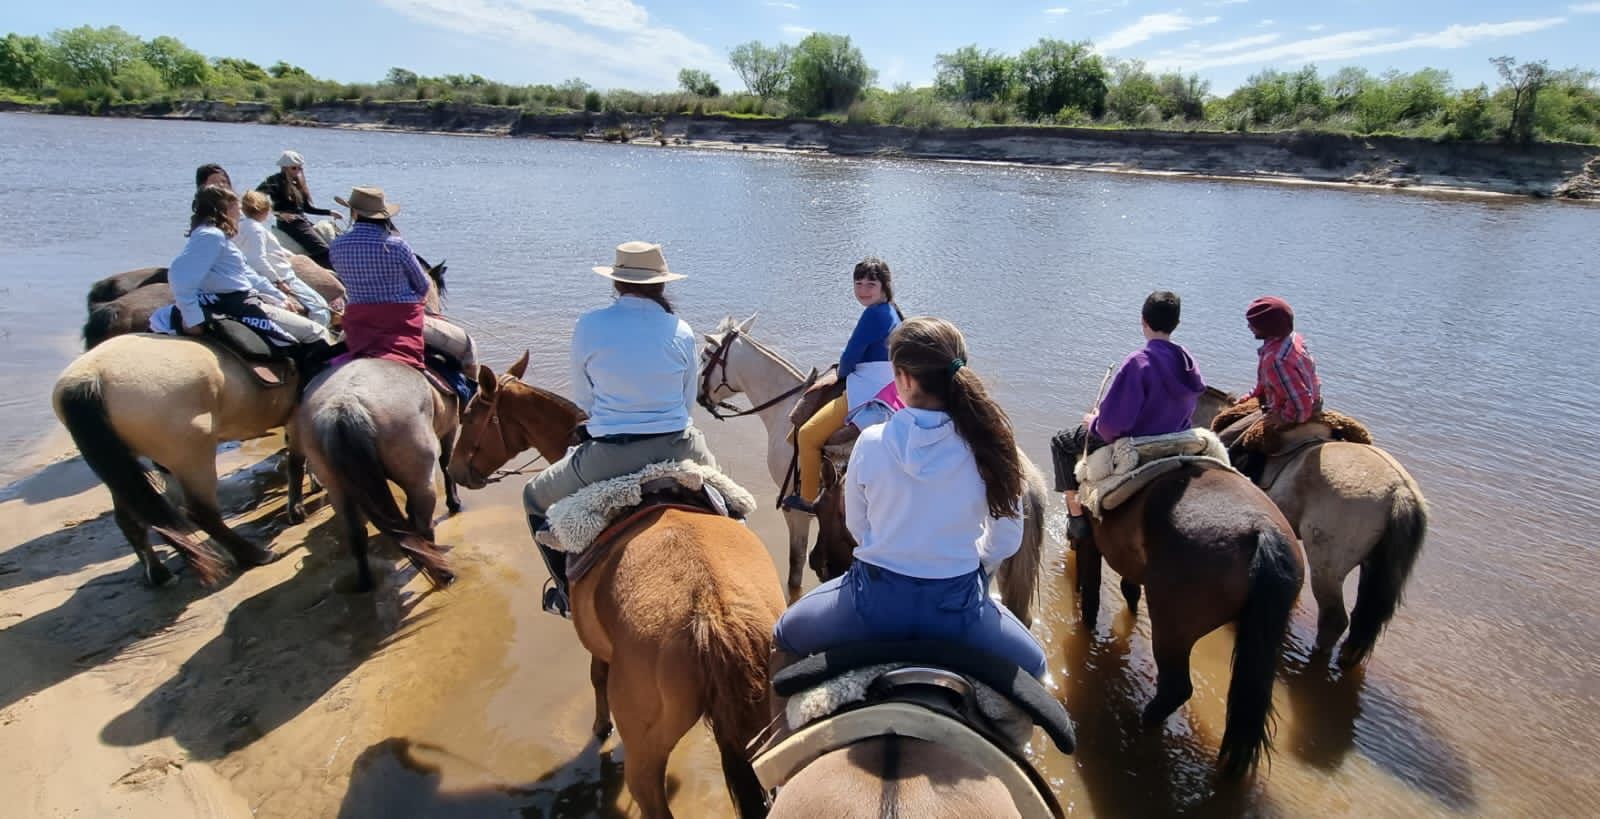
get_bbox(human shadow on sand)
[1280,643,1477,812]
[0,456,103,506]
[335,735,655,818]
[98,516,442,759]
[1053,551,1270,818]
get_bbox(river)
[1,112,1598,817]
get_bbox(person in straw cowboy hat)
[255,150,341,268]
[522,241,717,618]
[326,187,440,377]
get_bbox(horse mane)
[517,381,586,421]
[1204,384,1235,402]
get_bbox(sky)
[8,1,1598,94]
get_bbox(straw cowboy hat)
[592,241,686,284]
[334,187,401,219]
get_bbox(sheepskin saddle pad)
[1214,398,1375,454]
[542,459,757,558]
[1074,427,1232,518]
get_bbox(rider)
[773,317,1047,677]
[237,190,334,327]
[166,185,333,350]
[784,257,904,514]
[524,241,717,619]
[1049,291,1205,548]
[1233,295,1322,476]
[195,163,232,190]
[256,150,341,268]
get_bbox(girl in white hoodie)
[773,316,1047,677]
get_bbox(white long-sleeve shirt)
[167,226,284,327]
[234,217,297,283]
[845,407,1024,580]
[569,295,698,437]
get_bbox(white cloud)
[1257,19,1276,27]
[1086,0,1129,15]
[765,1,800,9]
[1099,12,1221,51]
[1305,23,1326,32]
[1203,0,1249,6]
[1045,7,1071,14]
[1197,33,1280,53]
[1568,2,1600,12]
[376,0,722,88]
[781,24,814,37]
[1146,16,1569,72]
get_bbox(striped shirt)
[327,222,431,305]
[1247,332,1322,423]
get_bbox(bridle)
[698,328,809,421]
[454,373,545,486]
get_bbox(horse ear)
[476,364,497,395]
[508,350,530,380]
[736,312,758,334]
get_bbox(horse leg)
[438,431,462,515]
[1075,542,1103,631]
[1142,623,1197,726]
[591,656,613,740]
[1310,566,1350,656]
[114,503,171,587]
[285,450,308,524]
[339,495,376,593]
[169,459,277,568]
[609,657,699,819]
[1121,578,1142,615]
[784,510,810,603]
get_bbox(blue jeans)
[774,561,1048,678]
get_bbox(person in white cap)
[255,149,341,267]
[522,241,716,618]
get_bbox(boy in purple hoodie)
[1050,291,1207,547]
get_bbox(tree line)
[3,25,1596,145]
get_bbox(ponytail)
[614,281,674,314]
[890,317,1022,518]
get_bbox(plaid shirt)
[328,223,430,305]
[1246,332,1322,423]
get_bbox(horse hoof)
[145,563,175,587]
[285,505,306,525]
[593,719,613,740]
[236,547,281,568]
[446,499,462,515]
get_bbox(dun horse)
[1073,458,1305,779]
[1194,386,1427,667]
[448,356,785,818]
[769,736,1024,818]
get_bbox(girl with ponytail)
[773,316,1047,677]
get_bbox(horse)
[1193,386,1428,667]
[769,736,1028,818]
[82,259,355,349]
[446,358,785,818]
[810,451,1050,629]
[284,356,458,592]
[1071,453,1304,780]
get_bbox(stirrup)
[780,493,816,515]
[541,578,571,620]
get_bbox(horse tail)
[1217,526,1300,780]
[692,593,774,818]
[997,453,1047,629]
[1342,472,1428,666]
[82,301,121,350]
[314,400,454,589]
[53,376,228,585]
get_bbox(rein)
[698,328,809,421]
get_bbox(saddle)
[752,640,1073,818]
[538,461,759,586]
[204,316,296,388]
[1214,398,1374,455]
[1075,428,1233,518]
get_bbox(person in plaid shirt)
[1241,296,1321,424]
[328,187,431,371]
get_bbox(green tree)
[677,67,721,97]
[933,45,1013,102]
[1532,68,1600,143]
[1493,56,1550,145]
[729,40,792,98]
[786,33,874,115]
[1155,71,1208,120]
[0,33,48,91]
[269,61,312,80]
[211,57,269,83]
[383,67,420,87]
[1013,38,1107,120]
[114,59,165,100]
[47,25,142,87]
[143,35,208,88]
[1446,85,1496,140]
[1104,58,1162,123]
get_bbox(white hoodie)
[846,407,1024,580]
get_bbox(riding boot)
[1067,513,1095,551]
[528,514,571,619]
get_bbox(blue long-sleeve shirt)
[570,295,698,437]
[167,226,284,327]
[839,301,899,377]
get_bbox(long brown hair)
[890,317,1021,518]
[281,165,310,206]
[189,185,239,237]
[853,257,905,321]
[614,281,673,314]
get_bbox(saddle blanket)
[785,663,1033,748]
[544,460,757,554]
[1074,428,1232,518]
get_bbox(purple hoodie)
[1090,338,1206,442]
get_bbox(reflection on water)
[3,112,1599,815]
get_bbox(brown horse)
[811,453,1050,628]
[769,736,1023,818]
[1194,386,1428,667]
[1075,460,1304,780]
[447,358,785,818]
[82,260,351,349]
[284,356,459,592]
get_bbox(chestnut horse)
[1074,459,1304,780]
[448,356,785,818]
[1194,386,1428,667]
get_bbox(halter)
[698,328,809,421]
[454,373,545,485]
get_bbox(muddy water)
[2,112,1599,816]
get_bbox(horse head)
[808,458,856,582]
[448,351,586,490]
[697,313,763,413]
